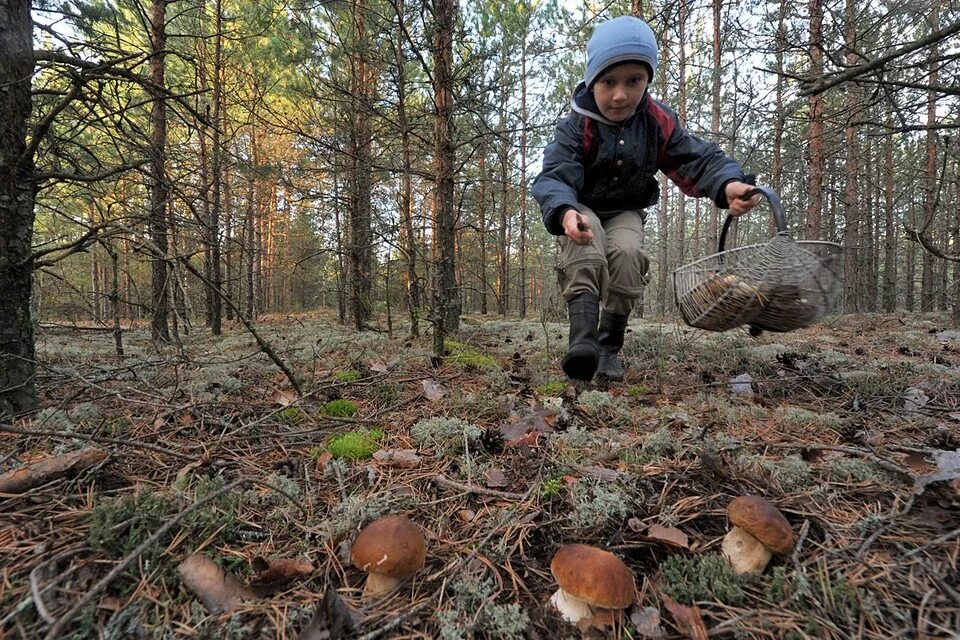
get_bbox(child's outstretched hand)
[562,209,594,245]
[725,181,761,216]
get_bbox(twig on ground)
[432,474,525,500]
[0,424,196,462]
[29,547,90,624]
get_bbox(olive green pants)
[557,204,650,317]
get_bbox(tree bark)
[842,0,860,313]
[432,0,458,353]
[392,0,421,335]
[149,0,171,342]
[882,109,897,311]
[806,0,825,240]
[348,0,374,330]
[0,0,37,415]
[920,0,940,312]
[209,0,224,334]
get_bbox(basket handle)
[717,186,788,253]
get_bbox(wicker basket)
[673,187,842,333]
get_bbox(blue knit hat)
[584,16,658,87]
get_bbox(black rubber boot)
[596,311,629,380]
[561,292,600,381]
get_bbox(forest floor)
[1,310,959,639]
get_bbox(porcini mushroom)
[351,515,426,597]
[549,544,635,624]
[721,495,794,575]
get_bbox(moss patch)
[321,399,358,417]
[327,428,384,460]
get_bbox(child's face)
[592,63,650,123]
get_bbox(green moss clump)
[334,370,362,382]
[322,399,358,417]
[444,340,498,368]
[280,407,305,423]
[328,428,384,460]
[660,553,745,606]
[536,380,566,396]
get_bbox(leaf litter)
[1,312,959,638]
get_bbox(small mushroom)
[351,515,426,597]
[721,495,794,575]
[549,544,636,624]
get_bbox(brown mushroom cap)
[550,544,635,609]
[351,516,426,579]
[727,496,794,555]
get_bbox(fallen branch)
[0,424,196,462]
[0,448,107,496]
[432,474,525,500]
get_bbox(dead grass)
[1,311,958,639]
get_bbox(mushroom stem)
[363,572,401,597]
[549,588,594,624]
[722,525,772,575]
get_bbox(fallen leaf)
[369,360,389,373]
[646,524,689,549]
[661,594,707,640]
[248,556,314,595]
[422,379,446,401]
[498,409,557,442]
[0,448,108,496]
[485,468,509,488]
[571,464,620,482]
[897,451,933,475]
[269,388,298,407]
[299,586,356,640]
[178,554,256,613]
[372,449,422,468]
[913,448,960,494]
[631,606,666,638]
[313,450,333,471]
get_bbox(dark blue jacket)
[532,83,748,236]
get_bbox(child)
[532,15,760,382]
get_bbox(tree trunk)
[149,0,171,342]
[842,0,859,313]
[920,0,939,312]
[518,38,528,319]
[348,0,374,330]
[674,0,688,269]
[710,0,723,252]
[393,0,420,335]
[479,149,488,315]
[432,0,458,353]
[656,20,670,316]
[209,0,224,334]
[806,0,825,240]
[497,46,510,317]
[0,0,37,415]
[882,109,896,312]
